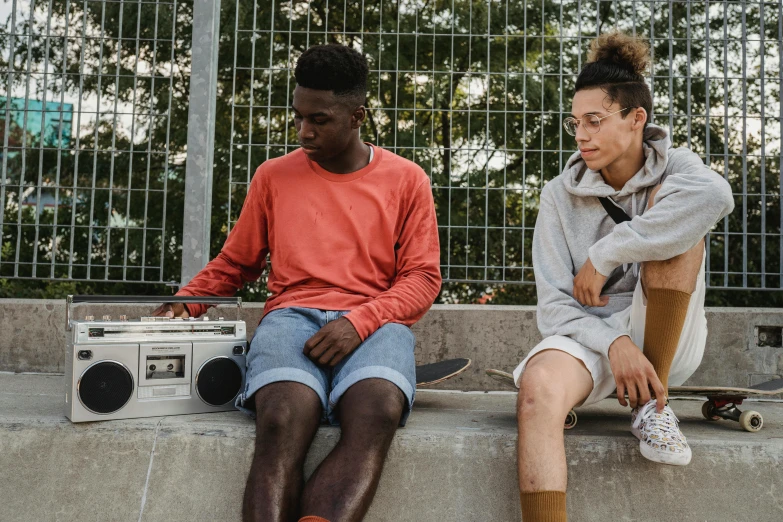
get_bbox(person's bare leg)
[642,185,704,295]
[243,382,323,522]
[299,378,405,522]
[642,184,705,389]
[641,237,704,295]
[517,350,594,521]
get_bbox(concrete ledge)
[2,373,783,521]
[2,300,782,390]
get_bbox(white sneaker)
[631,399,692,466]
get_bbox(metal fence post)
[181,0,222,287]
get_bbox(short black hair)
[575,31,652,127]
[294,44,368,105]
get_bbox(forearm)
[345,270,441,340]
[176,252,264,316]
[590,175,733,275]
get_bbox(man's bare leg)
[641,241,704,294]
[642,184,704,296]
[642,184,705,390]
[300,378,405,522]
[517,350,594,521]
[243,382,323,522]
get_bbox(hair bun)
[587,31,650,79]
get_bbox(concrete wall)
[1,299,782,389]
[3,374,783,522]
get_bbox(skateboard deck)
[486,369,782,432]
[484,369,577,429]
[416,358,471,387]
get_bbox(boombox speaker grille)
[196,357,242,406]
[79,361,134,414]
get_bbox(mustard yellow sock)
[643,288,691,390]
[298,517,330,522]
[520,490,566,522]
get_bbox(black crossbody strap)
[597,197,634,286]
[598,197,632,224]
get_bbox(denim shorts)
[236,306,417,426]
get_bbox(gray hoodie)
[533,124,734,357]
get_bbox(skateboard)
[485,369,578,429]
[659,380,783,432]
[416,358,472,387]
[486,369,783,433]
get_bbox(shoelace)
[632,400,681,437]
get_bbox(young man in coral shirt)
[155,44,441,522]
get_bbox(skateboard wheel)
[701,401,720,421]
[739,410,763,432]
[564,409,577,430]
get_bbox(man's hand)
[608,336,666,412]
[573,257,609,307]
[152,302,190,318]
[303,317,362,367]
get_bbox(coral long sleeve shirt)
[177,145,442,340]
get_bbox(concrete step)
[2,373,782,522]
[2,300,783,392]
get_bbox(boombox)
[65,295,247,423]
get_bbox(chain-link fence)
[2,0,782,293]
[1,0,188,284]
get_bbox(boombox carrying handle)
[65,295,243,331]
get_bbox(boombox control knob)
[102,315,111,321]
[119,315,127,321]
[85,315,94,321]
[202,316,209,321]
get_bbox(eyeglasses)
[563,107,633,136]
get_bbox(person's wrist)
[608,335,632,358]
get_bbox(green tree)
[1,0,780,307]
[0,0,191,296]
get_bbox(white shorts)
[513,251,708,407]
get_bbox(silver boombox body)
[65,296,247,423]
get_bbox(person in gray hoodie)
[513,32,734,522]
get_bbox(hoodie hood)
[562,124,672,198]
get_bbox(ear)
[351,106,366,129]
[631,107,647,131]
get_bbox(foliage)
[1,0,780,307]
